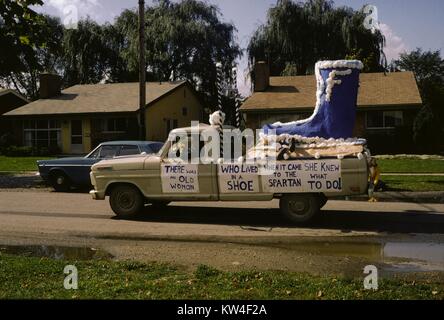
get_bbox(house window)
[102,118,127,132]
[23,120,61,148]
[366,111,403,129]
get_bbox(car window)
[99,145,120,159]
[150,143,163,153]
[142,145,153,154]
[87,147,101,159]
[168,136,203,162]
[119,145,141,156]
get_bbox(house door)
[71,120,83,154]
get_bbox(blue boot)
[263,60,363,139]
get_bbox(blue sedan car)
[37,141,164,192]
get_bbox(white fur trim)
[325,69,352,102]
[209,111,226,126]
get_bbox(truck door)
[161,134,218,200]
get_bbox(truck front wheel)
[279,194,321,224]
[109,185,144,218]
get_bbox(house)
[241,62,423,153]
[4,74,204,154]
[0,88,29,137]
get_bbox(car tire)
[319,193,328,209]
[279,194,321,224]
[109,185,144,218]
[50,171,71,192]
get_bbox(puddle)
[0,245,113,261]
[268,241,444,273]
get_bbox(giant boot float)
[251,60,369,160]
[264,60,363,138]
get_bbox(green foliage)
[114,0,242,107]
[1,255,443,300]
[0,0,45,76]
[0,156,53,172]
[2,15,64,100]
[1,0,241,109]
[395,49,444,153]
[0,146,60,157]
[382,175,444,192]
[395,49,444,94]
[377,159,444,174]
[194,264,221,280]
[248,0,386,77]
[0,1,65,100]
[62,19,122,86]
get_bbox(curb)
[339,192,444,204]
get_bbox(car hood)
[91,154,160,172]
[37,157,86,165]
[92,155,148,172]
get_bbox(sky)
[34,0,444,95]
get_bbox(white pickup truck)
[90,125,370,224]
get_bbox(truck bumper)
[90,190,106,200]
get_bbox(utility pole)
[138,0,146,140]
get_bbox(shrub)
[2,145,61,157]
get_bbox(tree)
[63,18,118,86]
[395,49,444,99]
[395,49,444,152]
[1,15,64,100]
[114,0,242,108]
[0,0,65,99]
[0,0,64,100]
[0,0,46,77]
[248,0,386,77]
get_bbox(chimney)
[39,73,62,99]
[254,61,270,92]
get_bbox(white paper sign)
[218,164,260,193]
[161,164,199,193]
[262,160,342,193]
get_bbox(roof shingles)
[5,81,186,116]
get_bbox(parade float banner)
[218,164,260,193]
[262,160,342,193]
[217,160,342,194]
[161,164,199,193]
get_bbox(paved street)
[1,190,444,275]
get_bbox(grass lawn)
[0,156,54,172]
[0,254,443,300]
[382,175,444,192]
[377,159,444,174]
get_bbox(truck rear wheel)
[109,185,144,218]
[280,194,321,224]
